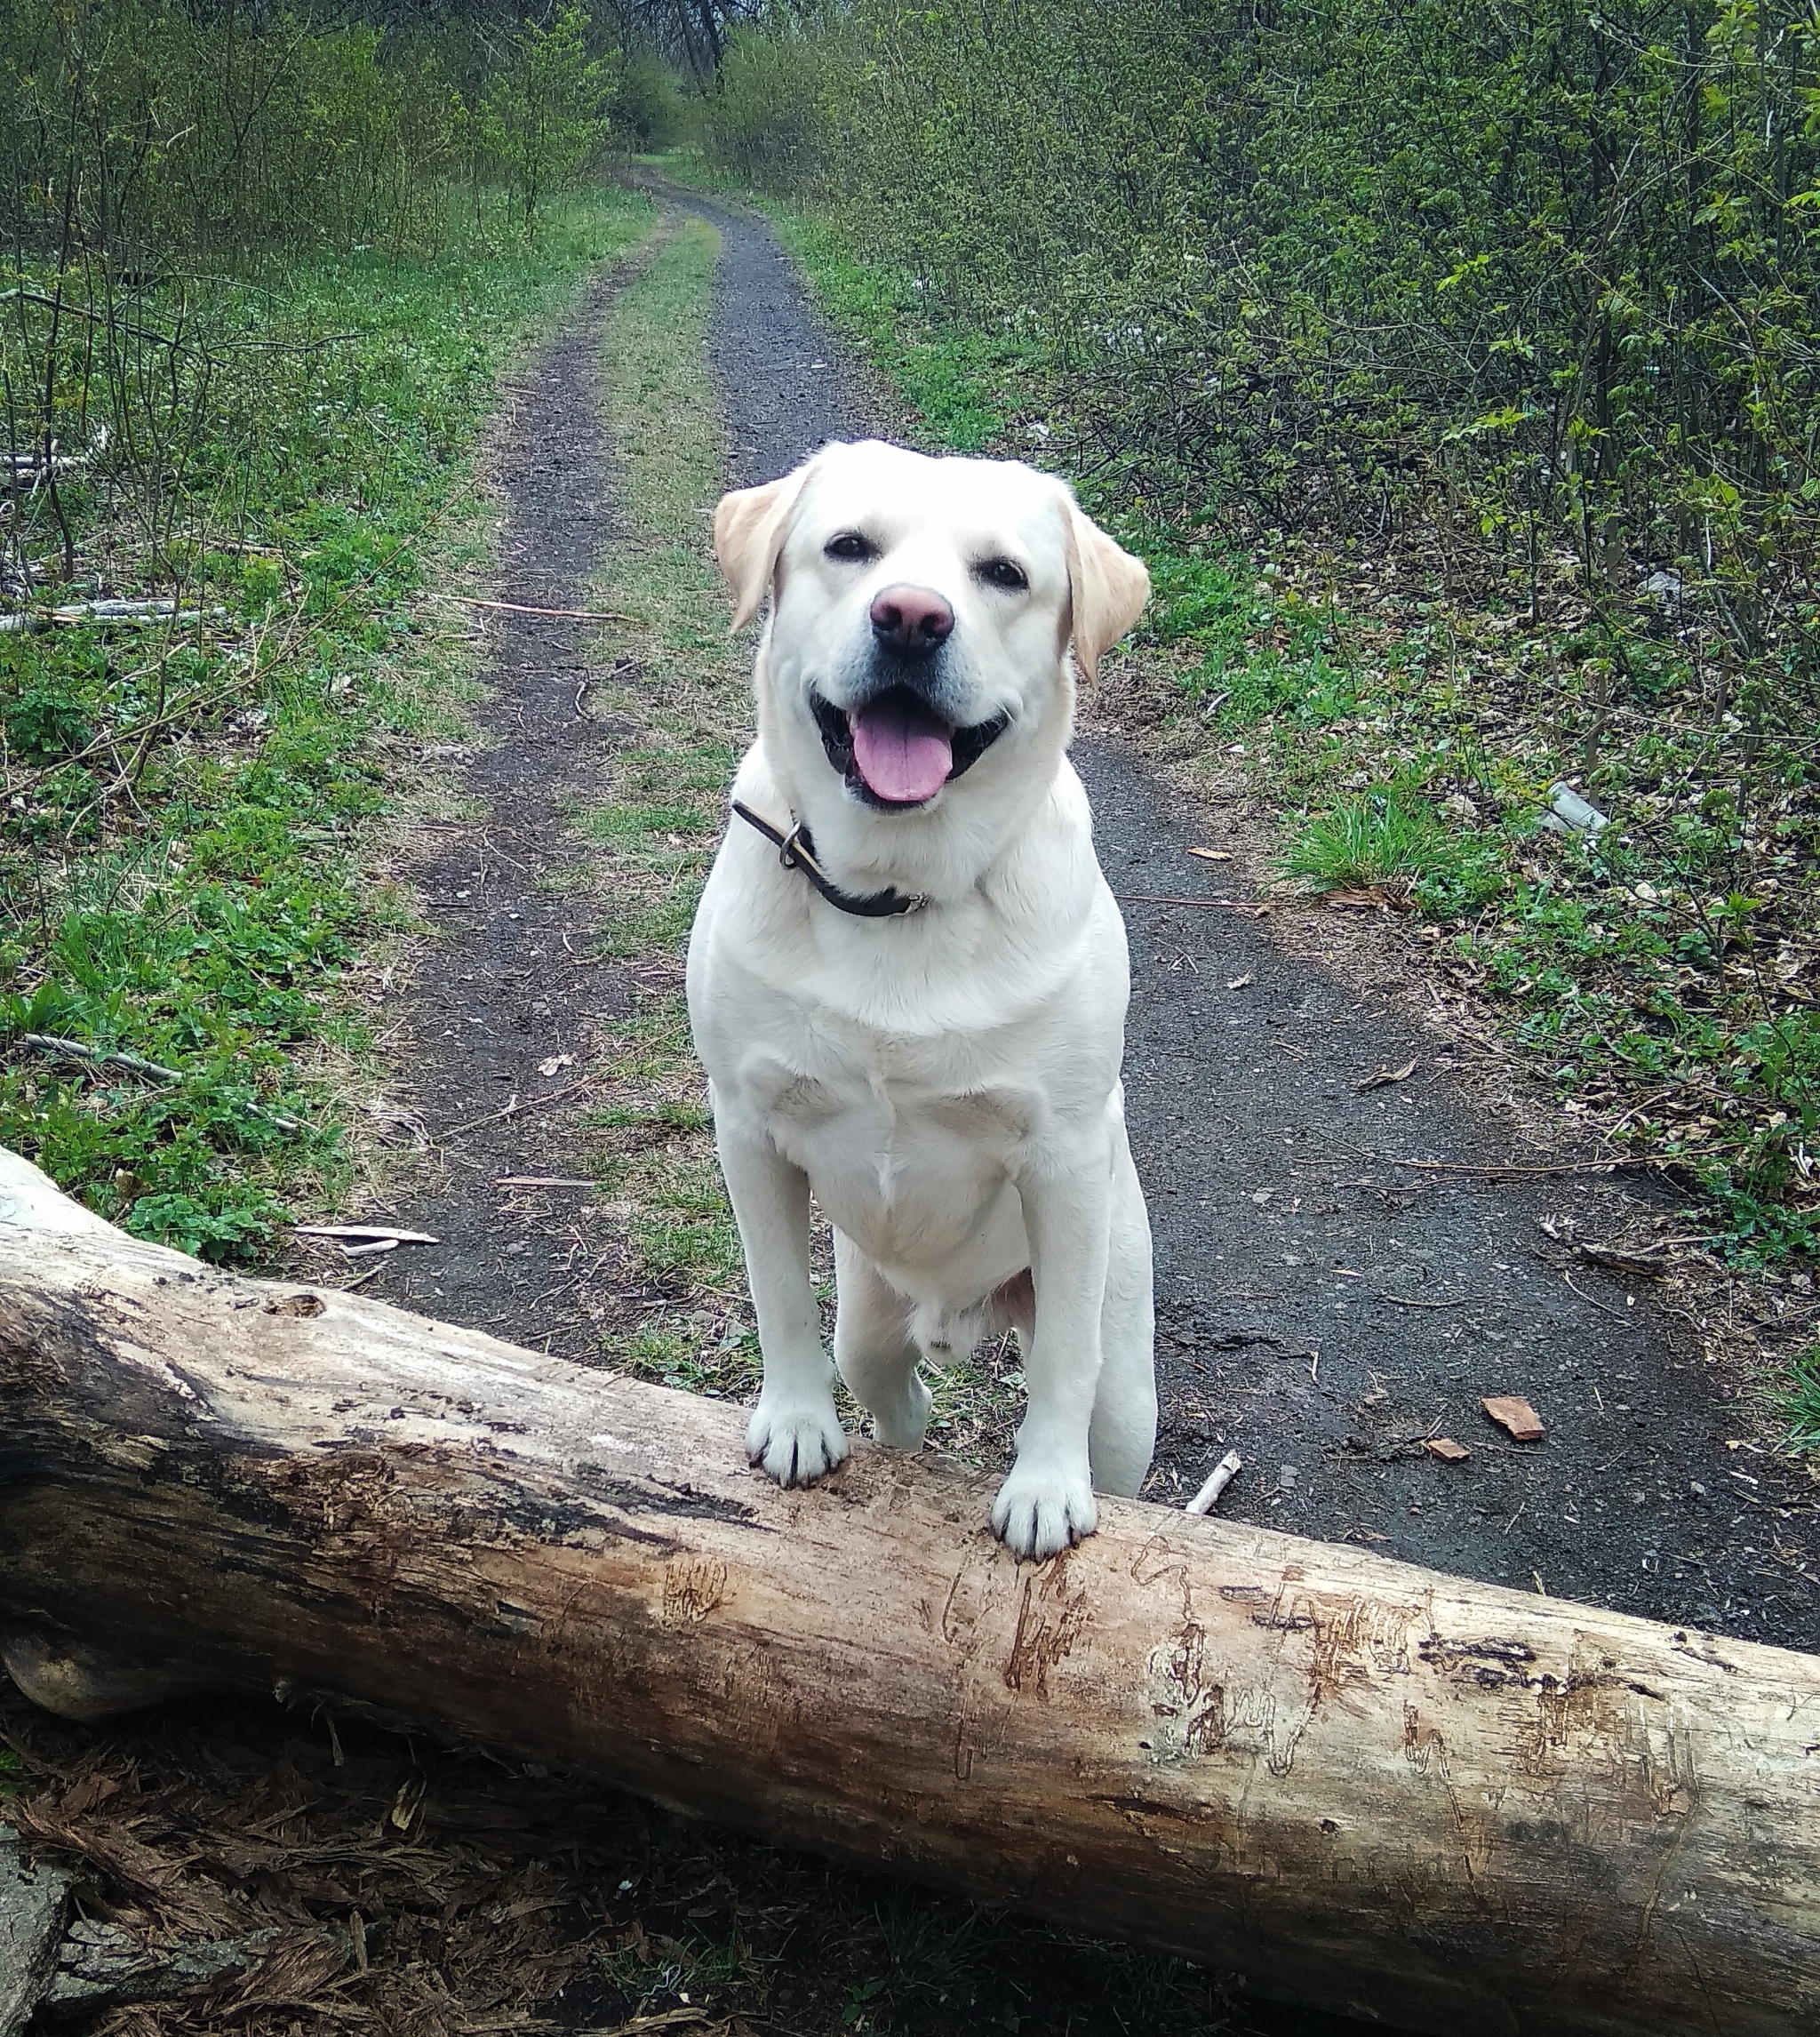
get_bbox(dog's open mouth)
[811,688,1010,808]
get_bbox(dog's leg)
[990,1133,1113,1560]
[1089,1131,1157,1498]
[832,1233,931,1450]
[717,1123,849,1486]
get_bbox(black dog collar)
[732,801,929,919]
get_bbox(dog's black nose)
[870,584,954,656]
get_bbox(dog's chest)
[755,1047,1034,1227]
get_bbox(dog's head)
[714,442,1148,824]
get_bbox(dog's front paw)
[989,1459,1098,1560]
[746,1398,850,1487]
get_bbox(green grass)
[840,1893,985,2028]
[1,187,654,1255]
[1791,1339,1820,1447]
[1277,791,1457,894]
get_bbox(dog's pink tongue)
[851,695,953,803]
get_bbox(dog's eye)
[824,531,877,563]
[977,556,1028,591]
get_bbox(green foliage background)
[0,3,657,1253]
[710,1,1820,701]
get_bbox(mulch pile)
[1,1680,1320,2037]
[3,1684,647,2036]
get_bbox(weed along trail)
[664,185,1819,1650]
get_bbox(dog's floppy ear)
[1058,487,1151,682]
[714,460,817,630]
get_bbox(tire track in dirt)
[662,182,1818,1651]
[355,245,664,1357]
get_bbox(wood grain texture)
[1,1148,1816,2037]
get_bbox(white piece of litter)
[1185,1449,1244,1515]
[1540,781,1609,835]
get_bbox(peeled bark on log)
[0,1830,72,2037]
[1,1146,1816,2037]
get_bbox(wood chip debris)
[1185,1449,1243,1515]
[1481,1394,1546,1442]
[1226,972,1255,990]
[1425,1437,1472,1462]
[536,1053,575,1077]
[293,1224,439,1245]
[1186,845,1233,862]
[493,1176,596,1189]
[1355,1058,1418,1092]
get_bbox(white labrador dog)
[685,439,1156,1559]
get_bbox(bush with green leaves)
[615,48,688,149]
[706,2,1820,723]
[479,3,619,222]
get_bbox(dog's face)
[714,442,1149,816]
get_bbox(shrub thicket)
[708,1,1820,707]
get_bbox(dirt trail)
[360,261,650,1355]
[658,184,1818,1650]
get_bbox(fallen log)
[1,1146,1816,2037]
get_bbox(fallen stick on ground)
[20,1033,182,1083]
[292,1224,440,1245]
[1,1143,1816,2037]
[17,1034,301,1134]
[0,602,222,635]
[1372,1290,1482,1309]
[1184,1449,1243,1515]
[436,1077,590,1142]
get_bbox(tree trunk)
[1,1147,1816,2037]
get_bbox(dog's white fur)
[685,439,1156,1559]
